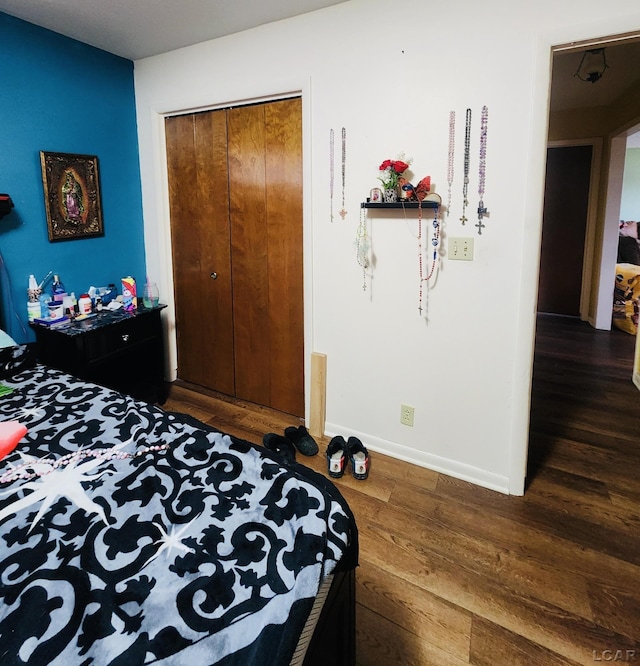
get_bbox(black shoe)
[347,437,370,480]
[263,433,296,465]
[284,425,319,456]
[326,436,348,478]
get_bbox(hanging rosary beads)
[355,206,370,291]
[460,108,472,225]
[451,105,489,234]
[330,124,370,290]
[329,129,335,222]
[329,127,347,222]
[476,105,489,235]
[340,127,347,219]
[416,203,440,314]
[446,111,455,217]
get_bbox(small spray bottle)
[27,275,41,322]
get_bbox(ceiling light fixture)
[574,48,609,84]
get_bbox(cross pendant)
[460,214,468,225]
[339,208,347,220]
[476,204,488,235]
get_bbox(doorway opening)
[527,33,640,487]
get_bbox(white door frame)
[146,83,314,420]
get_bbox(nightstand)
[30,305,167,403]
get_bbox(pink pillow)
[0,421,27,460]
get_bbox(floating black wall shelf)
[361,201,439,209]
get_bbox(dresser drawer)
[83,313,158,362]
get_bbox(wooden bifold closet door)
[165,98,304,417]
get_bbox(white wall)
[133,0,640,495]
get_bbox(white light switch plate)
[449,237,474,261]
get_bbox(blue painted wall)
[0,13,145,342]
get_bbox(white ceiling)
[0,0,349,60]
[550,39,640,112]
[2,1,640,123]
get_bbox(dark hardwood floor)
[163,314,640,665]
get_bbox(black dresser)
[30,305,167,403]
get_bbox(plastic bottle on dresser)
[78,293,92,315]
[27,301,40,322]
[51,274,67,302]
[27,275,40,321]
[39,294,49,318]
[28,274,38,298]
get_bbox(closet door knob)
[210,272,218,280]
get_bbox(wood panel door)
[538,145,592,316]
[165,98,304,416]
[166,111,235,395]
[228,99,303,416]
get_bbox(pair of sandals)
[263,425,318,465]
[326,436,370,480]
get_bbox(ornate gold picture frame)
[40,151,104,241]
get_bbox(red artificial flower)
[378,156,412,190]
[392,160,409,174]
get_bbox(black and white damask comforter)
[0,366,356,665]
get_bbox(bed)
[0,363,357,665]
[615,222,640,335]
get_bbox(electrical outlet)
[449,236,474,261]
[400,404,415,427]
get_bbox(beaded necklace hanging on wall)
[460,108,472,226]
[330,125,368,287]
[446,111,455,217]
[329,128,335,222]
[415,201,440,315]
[476,105,489,234]
[329,127,347,222]
[356,205,370,291]
[340,127,347,219]
[413,108,457,313]
[415,108,456,312]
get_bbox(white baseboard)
[324,422,510,495]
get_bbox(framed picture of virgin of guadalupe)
[40,151,104,241]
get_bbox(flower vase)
[383,187,398,203]
[143,281,160,308]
